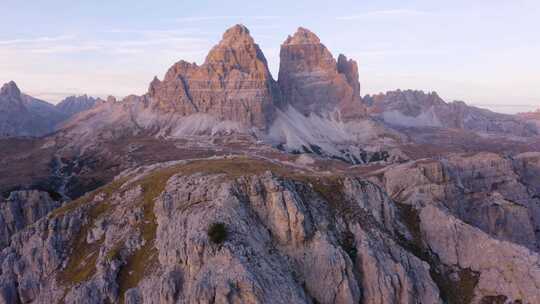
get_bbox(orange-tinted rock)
[148,24,278,130]
[278,27,366,119]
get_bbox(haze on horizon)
[1,0,539,114]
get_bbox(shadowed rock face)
[365,90,538,136]
[148,24,279,130]
[0,81,66,137]
[0,81,27,115]
[1,156,539,303]
[278,27,366,119]
[0,190,60,249]
[56,95,99,118]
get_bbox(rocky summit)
[0,81,65,137]
[0,23,540,304]
[148,24,278,130]
[279,28,366,119]
[56,95,99,118]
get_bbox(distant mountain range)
[364,89,538,137]
[0,81,99,137]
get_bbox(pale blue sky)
[1,0,539,113]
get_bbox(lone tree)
[208,222,228,244]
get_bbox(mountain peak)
[149,24,277,130]
[222,24,251,39]
[212,24,257,50]
[204,24,267,67]
[284,27,321,45]
[0,81,21,98]
[56,94,99,118]
[279,28,365,118]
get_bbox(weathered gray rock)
[56,95,99,118]
[0,81,66,137]
[419,204,540,303]
[0,190,61,249]
[0,157,538,303]
[381,153,540,251]
[365,89,538,136]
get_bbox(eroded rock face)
[365,90,538,137]
[148,25,278,130]
[0,158,445,303]
[1,156,537,303]
[56,95,99,118]
[419,205,540,303]
[0,81,66,137]
[381,153,540,251]
[376,153,540,303]
[278,28,366,119]
[0,190,61,249]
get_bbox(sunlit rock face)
[148,24,279,130]
[278,27,366,120]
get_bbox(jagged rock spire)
[283,27,321,45]
[278,27,365,118]
[148,24,278,130]
[0,81,21,98]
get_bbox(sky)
[1,0,539,113]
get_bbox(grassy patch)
[114,157,347,302]
[105,242,124,262]
[116,167,174,302]
[50,176,130,219]
[57,202,108,285]
[434,268,479,304]
[54,157,349,302]
[396,203,480,304]
[56,177,130,286]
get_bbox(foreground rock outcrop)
[0,156,538,303]
[0,190,61,249]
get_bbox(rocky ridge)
[518,108,540,128]
[0,190,61,250]
[56,25,397,164]
[0,155,539,303]
[0,81,100,137]
[364,90,538,137]
[0,81,64,137]
[56,95,99,118]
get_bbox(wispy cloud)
[174,16,281,22]
[0,30,210,55]
[337,9,430,20]
[0,35,75,45]
[29,44,102,54]
[351,48,449,57]
[106,28,208,36]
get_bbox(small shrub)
[208,222,228,244]
[340,231,358,263]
